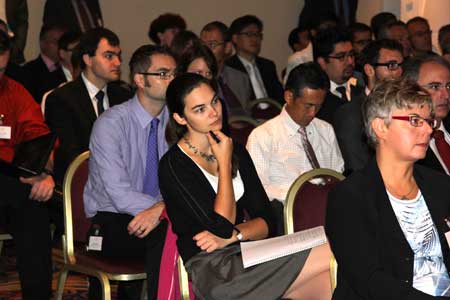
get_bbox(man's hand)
[19,173,55,201]
[127,202,165,238]
[193,230,235,253]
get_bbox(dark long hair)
[165,73,238,177]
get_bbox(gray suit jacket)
[221,65,252,110]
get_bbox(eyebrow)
[103,50,121,56]
[190,93,218,111]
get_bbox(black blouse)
[159,142,276,262]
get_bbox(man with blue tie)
[83,45,176,300]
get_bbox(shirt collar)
[280,106,301,136]
[81,72,107,100]
[130,94,168,129]
[237,54,255,66]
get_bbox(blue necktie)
[143,118,160,197]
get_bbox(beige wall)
[26,0,304,82]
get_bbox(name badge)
[88,236,103,251]
[0,126,11,139]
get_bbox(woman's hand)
[193,230,235,253]
[206,130,233,170]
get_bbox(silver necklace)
[183,138,216,163]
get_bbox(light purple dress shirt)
[84,94,169,217]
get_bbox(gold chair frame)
[283,168,345,294]
[55,151,146,300]
[178,256,191,300]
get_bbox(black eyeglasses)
[237,32,263,39]
[372,61,403,71]
[203,40,225,49]
[327,51,355,61]
[139,71,176,80]
[391,115,438,129]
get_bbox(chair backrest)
[284,168,345,234]
[62,151,90,263]
[228,115,259,146]
[249,98,282,121]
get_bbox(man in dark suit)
[333,39,404,174]
[225,15,284,104]
[45,28,131,185]
[43,0,103,33]
[3,0,28,64]
[314,26,365,124]
[404,55,450,175]
[24,24,67,103]
[200,21,252,116]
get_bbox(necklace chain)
[386,182,416,200]
[183,138,216,163]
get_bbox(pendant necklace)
[183,138,216,163]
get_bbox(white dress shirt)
[81,72,109,116]
[246,107,344,202]
[429,121,450,175]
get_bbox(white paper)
[240,226,327,268]
[88,236,103,251]
[0,126,11,139]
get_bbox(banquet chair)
[249,98,282,121]
[228,115,260,145]
[55,151,147,300]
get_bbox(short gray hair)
[362,78,433,148]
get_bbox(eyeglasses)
[203,40,225,49]
[391,115,438,129]
[139,71,176,80]
[327,51,355,61]
[421,82,450,92]
[237,32,263,39]
[372,61,403,70]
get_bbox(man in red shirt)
[0,30,55,300]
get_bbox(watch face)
[237,233,243,241]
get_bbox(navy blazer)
[326,158,450,300]
[225,54,284,104]
[45,76,131,183]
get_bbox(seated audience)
[148,13,186,47]
[226,15,284,104]
[378,20,412,58]
[24,24,67,103]
[45,27,131,185]
[332,39,403,173]
[407,16,434,56]
[349,22,373,72]
[326,78,450,299]
[247,62,344,234]
[404,55,450,175]
[0,29,55,300]
[159,73,332,300]
[201,21,253,116]
[313,26,365,123]
[83,45,176,300]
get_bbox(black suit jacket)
[45,76,131,183]
[6,0,28,64]
[326,159,450,300]
[225,55,284,104]
[23,56,66,103]
[43,0,103,32]
[417,116,450,174]
[332,92,373,174]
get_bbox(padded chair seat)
[73,243,145,275]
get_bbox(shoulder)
[256,56,276,68]
[415,164,450,188]
[2,76,35,104]
[223,65,247,79]
[92,100,132,132]
[107,81,133,99]
[48,78,83,99]
[311,117,334,132]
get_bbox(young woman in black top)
[159,73,332,300]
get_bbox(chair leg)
[140,280,147,300]
[97,273,111,300]
[0,240,3,255]
[55,267,69,300]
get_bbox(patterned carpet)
[0,240,118,300]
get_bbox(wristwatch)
[234,227,244,241]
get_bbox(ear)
[224,41,233,56]
[173,112,187,126]
[363,64,375,78]
[284,90,295,105]
[82,54,91,68]
[371,117,388,142]
[231,34,239,45]
[317,57,327,70]
[133,73,145,89]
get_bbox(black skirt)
[185,244,310,300]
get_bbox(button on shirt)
[81,72,109,117]
[84,94,169,217]
[246,107,344,201]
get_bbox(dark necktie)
[336,86,348,102]
[143,118,160,197]
[299,126,321,169]
[95,90,105,116]
[433,130,450,171]
[218,77,243,110]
